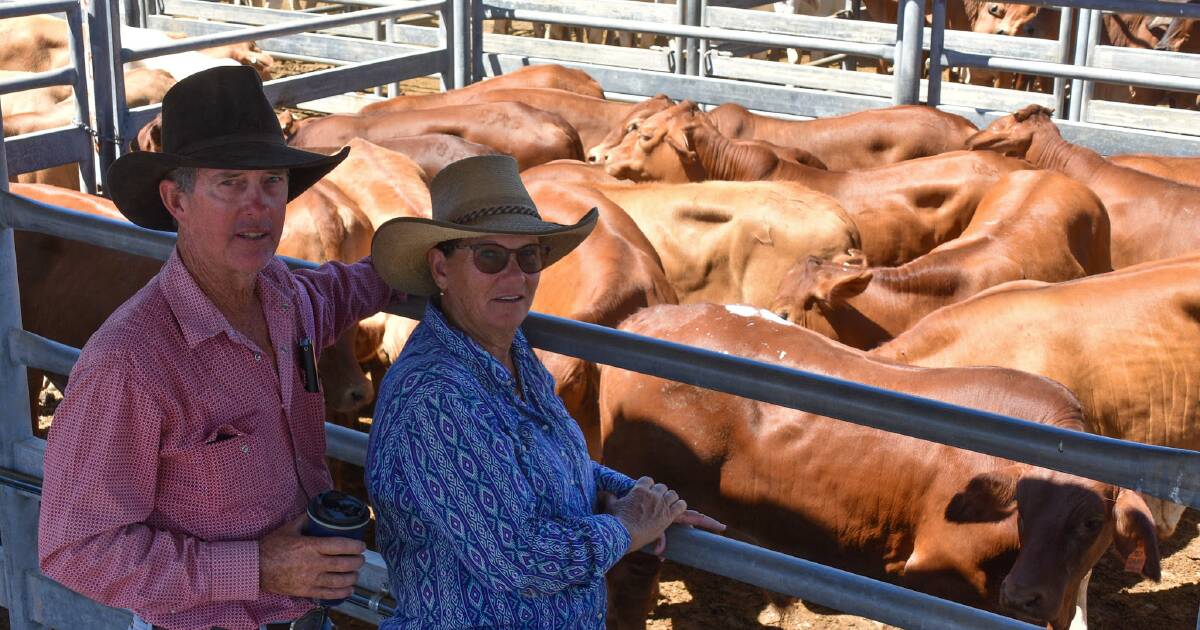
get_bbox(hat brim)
[371,208,599,296]
[107,142,350,231]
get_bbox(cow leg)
[1067,570,1090,630]
[605,552,663,630]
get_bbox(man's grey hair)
[165,167,197,193]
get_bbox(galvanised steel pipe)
[1068,7,1092,120]
[0,67,76,96]
[2,192,1197,508]
[501,8,897,60]
[944,48,1200,92]
[451,0,469,88]
[893,0,926,104]
[122,0,446,62]
[0,0,76,19]
[659,527,1038,630]
[1052,6,1073,116]
[927,0,947,106]
[7,330,78,378]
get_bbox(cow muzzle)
[1000,578,1055,627]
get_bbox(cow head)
[770,252,874,344]
[971,3,1055,37]
[965,104,1058,159]
[1145,13,1200,54]
[945,465,1161,629]
[587,94,674,164]
[603,100,707,183]
[318,326,375,415]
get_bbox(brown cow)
[703,101,979,170]
[605,101,1030,266]
[362,87,633,153]
[585,180,861,307]
[359,64,605,114]
[600,303,1160,630]
[1107,154,1200,187]
[876,253,1200,539]
[303,134,500,181]
[769,170,1112,349]
[585,94,674,164]
[287,102,584,170]
[967,104,1200,268]
[527,182,678,455]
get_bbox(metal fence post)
[469,0,482,85]
[1077,8,1102,123]
[685,0,702,76]
[673,0,686,75]
[893,0,924,104]
[1052,6,1074,117]
[927,0,946,106]
[697,0,709,78]
[0,118,47,630]
[1075,8,1094,120]
[65,5,96,194]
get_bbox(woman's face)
[429,234,542,344]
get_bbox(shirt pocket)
[158,424,284,536]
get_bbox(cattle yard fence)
[1,0,1199,628]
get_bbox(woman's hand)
[605,477,727,556]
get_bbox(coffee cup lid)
[307,490,371,528]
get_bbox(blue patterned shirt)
[367,302,636,629]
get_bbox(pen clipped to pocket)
[297,337,320,393]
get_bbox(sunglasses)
[452,242,551,274]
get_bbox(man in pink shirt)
[37,66,401,630]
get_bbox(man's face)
[161,168,289,278]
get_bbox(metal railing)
[88,0,464,190]
[0,0,1198,628]
[4,186,1200,628]
[0,0,96,192]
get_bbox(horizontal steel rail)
[3,191,1198,511]
[493,8,898,60]
[0,67,77,96]
[0,0,77,19]
[122,0,445,62]
[943,49,1200,93]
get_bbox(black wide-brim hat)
[107,65,347,231]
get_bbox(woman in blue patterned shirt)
[367,155,723,629]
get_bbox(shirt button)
[254,352,262,362]
[282,303,290,310]
[240,444,250,454]
[541,424,550,431]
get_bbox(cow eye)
[627,122,640,133]
[1079,517,1104,534]
[989,4,1003,16]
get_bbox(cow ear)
[664,125,694,158]
[945,465,1022,523]
[812,267,872,305]
[1111,489,1162,581]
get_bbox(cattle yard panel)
[4,191,1200,628]
[0,0,97,193]
[0,1,1199,628]
[91,0,455,190]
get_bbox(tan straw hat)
[371,155,597,295]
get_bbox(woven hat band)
[454,205,540,226]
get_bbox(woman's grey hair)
[165,167,197,193]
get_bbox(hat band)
[453,205,540,225]
[171,131,287,156]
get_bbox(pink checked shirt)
[38,250,398,630]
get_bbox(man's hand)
[259,514,366,600]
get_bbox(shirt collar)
[161,250,295,349]
[423,300,534,393]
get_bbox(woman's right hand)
[606,476,688,555]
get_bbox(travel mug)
[302,490,372,606]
